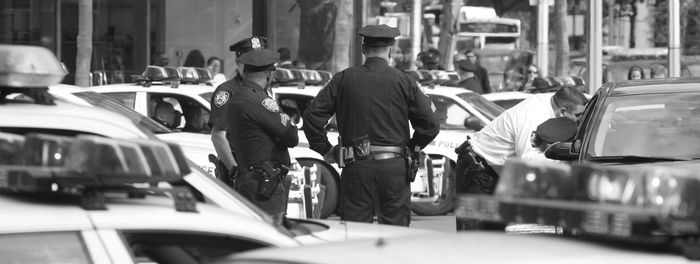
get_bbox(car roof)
[0,101,147,139]
[272,85,323,97]
[424,86,476,97]
[481,91,536,101]
[94,82,215,95]
[231,232,686,263]
[609,77,700,96]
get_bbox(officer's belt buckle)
[369,145,403,153]
[368,152,402,160]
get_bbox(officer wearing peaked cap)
[209,36,267,188]
[303,24,440,226]
[456,59,484,94]
[225,48,299,222]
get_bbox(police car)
[0,133,303,263]
[227,159,699,263]
[89,66,341,219]
[272,69,506,216]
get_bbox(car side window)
[0,232,92,264]
[572,94,599,154]
[121,231,269,264]
[147,93,211,134]
[275,93,313,127]
[428,95,473,130]
[103,92,137,109]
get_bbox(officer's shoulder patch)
[214,91,230,107]
[262,97,279,112]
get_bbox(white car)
[272,83,506,216]
[86,79,340,219]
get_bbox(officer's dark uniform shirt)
[303,57,440,154]
[208,73,243,130]
[225,80,299,167]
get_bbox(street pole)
[587,0,603,94]
[668,0,681,77]
[536,0,549,77]
[410,0,422,70]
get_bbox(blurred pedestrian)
[464,49,491,94]
[207,56,227,87]
[391,46,411,71]
[455,59,483,94]
[650,64,667,79]
[522,64,540,89]
[183,49,205,68]
[277,47,294,69]
[418,48,444,70]
[627,65,645,80]
[303,24,440,226]
[152,51,169,67]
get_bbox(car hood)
[156,132,217,175]
[230,232,687,264]
[292,219,439,245]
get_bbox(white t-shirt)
[208,73,227,88]
[470,93,556,166]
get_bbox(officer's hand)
[323,145,339,164]
[280,113,292,126]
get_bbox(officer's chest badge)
[262,97,279,112]
[214,91,230,107]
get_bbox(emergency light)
[456,158,700,258]
[0,133,196,212]
[272,68,299,85]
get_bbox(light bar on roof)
[457,158,700,240]
[177,67,200,83]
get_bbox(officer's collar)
[365,56,389,65]
[241,79,266,92]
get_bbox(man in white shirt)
[457,86,588,194]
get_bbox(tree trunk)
[297,0,337,71]
[75,0,93,87]
[332,0,353,72]
[554,0,569,76]
[438,0,461,70]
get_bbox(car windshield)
[587,92,700,160]
[72,91,172,134]
[456,92,504,120]
[200,92,213,103]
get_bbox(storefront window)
[0,0,57,50]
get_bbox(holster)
[337,135,370,168]
[251,161,288,200]
[405,145,421,182]
[455,139,498,194]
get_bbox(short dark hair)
[627,65,645,80]
[206,56,221,66]
[553,86,588,112]
[278,48,291,61]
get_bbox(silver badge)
[262,97,279,112]
[251,37,262,49]
[214,91,230,107]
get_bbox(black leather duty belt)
[368,145,404,160]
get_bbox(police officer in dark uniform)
[225,48,299,221]
[302,24,440,226]
[209,36,268,186]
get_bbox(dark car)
[546,77,700,169]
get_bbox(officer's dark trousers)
[235,169,289,223]
[340,157,411,226]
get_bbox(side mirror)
[464,116,485,131]
[544,142,577,161]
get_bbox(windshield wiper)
[589,155,691,162]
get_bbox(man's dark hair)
[553,86,588,112]
[278,48,291,61]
